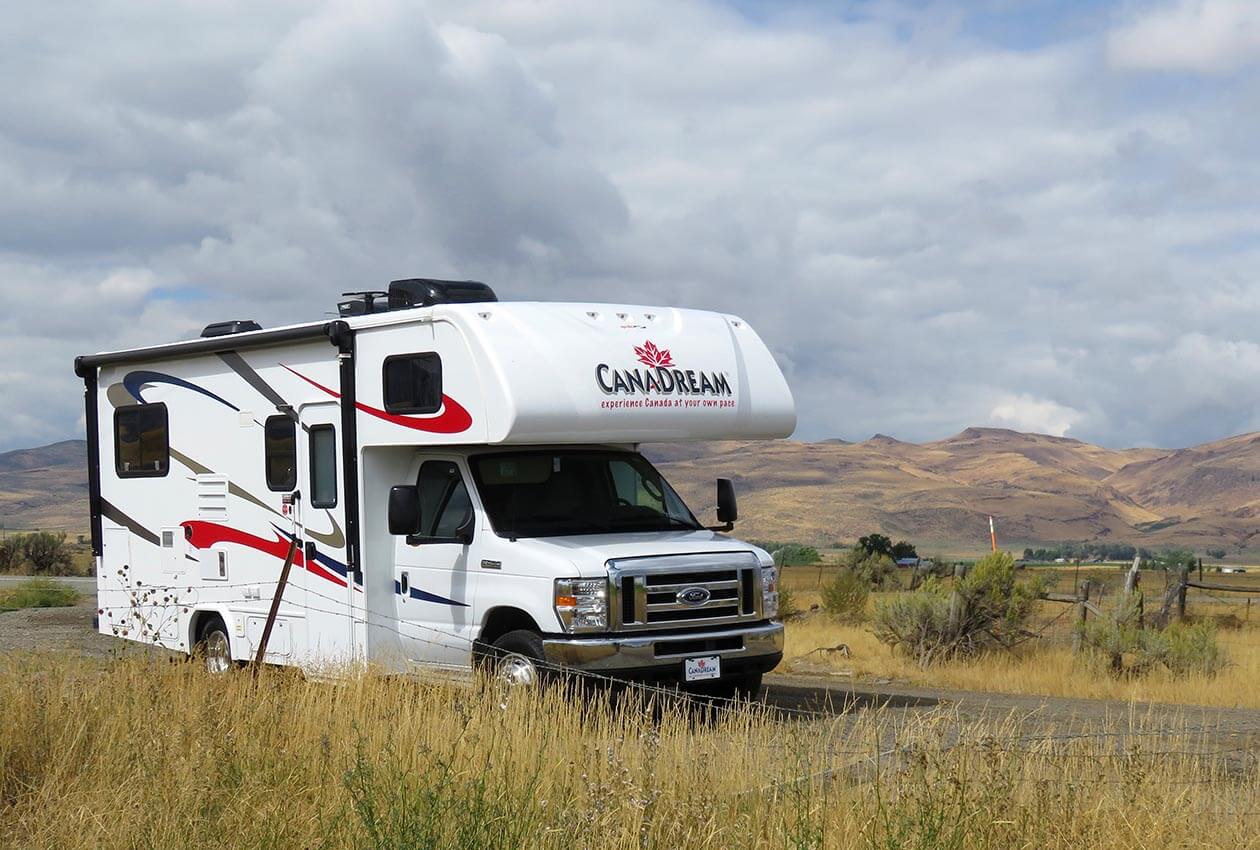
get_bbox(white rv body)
[76,294,795,688]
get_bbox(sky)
[2,0,1259,452]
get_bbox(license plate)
[684,655,721,682]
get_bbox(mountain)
[5,429,1260,554]
[647,428,1257,553]
[0,440,88,531]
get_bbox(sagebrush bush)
[872,552,1044,667]
[821,569,869,621]
[838,547,897,587]
[1080,605,1226,678]
[776,586,800,620]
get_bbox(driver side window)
[416,460,472,539]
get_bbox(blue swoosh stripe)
[393,579,469,608]
[124,370,240,412]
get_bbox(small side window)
[415,460,472,539]
[264,415,297,492]
[383,353,442,414]
[309,425,338,508]
[114,403,169,478]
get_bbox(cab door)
[393,457,478,670]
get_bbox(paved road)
[0,575,96,594]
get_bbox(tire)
[194,618,234,675]
[488,629,547,689]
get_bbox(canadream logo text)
[596,341,732,396]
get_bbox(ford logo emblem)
[677,586,711,606]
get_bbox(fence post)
[1177,564,1190,621]
[1073,579,1091,653]
[948,562,966,635]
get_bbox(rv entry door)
[297,401,358,665]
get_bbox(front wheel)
[485,629,548,689]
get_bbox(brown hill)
[5,430,1260,554]
[0,440,88,531]
[648,428,1259,553]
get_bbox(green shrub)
[770,543,821,566]
[21,531,72,575]
[821,570,869,621]
[854,552,896,588]
[0,577,79,611]
[0,537,23,573]
[1079,603,1226,678]
[872,552,1044,667]
[776,586,801,620]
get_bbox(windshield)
[470,450,701,538]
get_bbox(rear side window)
[383,353,442,414]
[264,415,296,491]
[114,403,169,478]
[309,425,338,508]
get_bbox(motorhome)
[74,279,796,697]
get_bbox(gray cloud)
[1,0,1258,452]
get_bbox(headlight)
[554,578,608,632]
[761,565,779,619]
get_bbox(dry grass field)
[780,566,1260,709]
[1,652,1257,850]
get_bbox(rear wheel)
[194,619,234,675]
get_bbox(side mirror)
[713,478,738,530]
[388,485,422,535]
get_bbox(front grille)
[608,551,763,632]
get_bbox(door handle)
[400,571,409,596]
[304,541,317,563]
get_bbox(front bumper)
[542,621,783,679]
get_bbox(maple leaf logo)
[634,340,675,368]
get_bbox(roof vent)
[387,279,497,311]
[201,320,262,338]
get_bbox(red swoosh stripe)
[281,365,472,434]
[182,520,347,588]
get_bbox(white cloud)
[0,0,1258,452]
[988,394,1084,438]
[1109,0,1260,73]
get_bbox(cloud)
[1109,0,1260,73]
[988,394,1084,438]
[1,0,1259,453]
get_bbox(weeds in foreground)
[0,653,1256,850]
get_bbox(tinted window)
[471,450,698,539]
[264,415,296,491]
[309,425,337,508]
[415,460,472,539]
[383,353,442,414]
[114,403,169,478]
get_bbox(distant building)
[896,557,921,568]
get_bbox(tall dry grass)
[1,653,1257,849]
[780,565,1260,709]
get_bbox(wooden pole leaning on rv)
[253,534,299,677]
